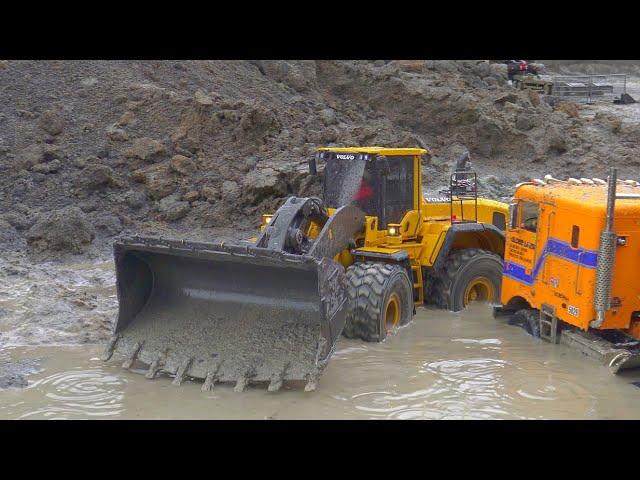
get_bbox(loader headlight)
[387,224,400,236]
[261,214,273,226]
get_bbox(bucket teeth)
[202,372,216,392]
[101,334,120,361]
[267,363,289,392]
[172,357,193,386]
[122,342,143,370]
[234,373,251,393]
[201,361,222,392]
[145,357,162,379]
[304,371,319,392]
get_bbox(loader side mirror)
[508,202,518,230]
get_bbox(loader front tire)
[432,248,503,312]
[342,262,413,342]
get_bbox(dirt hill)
[1,60,639,257]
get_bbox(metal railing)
[551,74,627,104]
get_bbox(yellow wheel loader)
[103,147,508,391]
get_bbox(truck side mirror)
[508,202,518,229]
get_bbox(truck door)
[504,200,540,285]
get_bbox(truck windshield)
[323,157,379,215]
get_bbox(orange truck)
[496,168,640,373]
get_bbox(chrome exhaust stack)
[591,167,617,328]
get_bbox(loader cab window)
[519,201,539,233]
[323,155,380,216]
[383,156,414,226]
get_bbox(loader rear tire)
[431,248,503,312]
[342,262,413,342]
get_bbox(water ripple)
[19,368,125,419]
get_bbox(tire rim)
[463,277,495,306]
[384,293,401,333]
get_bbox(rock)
[170,154,197,175]
[555,101,579,118]
[80,77,98,87]
[132,163,176,199]
[472,61,492,78]
[222,180,239,198]
[76,164,114,189]
[0,220,25,250]
[18,144,44,169]
[158,194,190,221]
[106,123,129,142]
[238,105,281,140]
[515,113,534,131]
[547,130,568,154]
[319,108,337,126]
[194,90,214,106]
[117,111,135,126]
[398,60,424,73]
[493,93,519,107]
[88,213,123,236]
[31,159,61,173]
[253,60,317,92]
[124,190,146,209]
[201,185,218,202]
[3,212,33,231]
[125,137,166,161]
[183,190,200,202]
[38,110,64,136]
[243,168,287,203]
[26,206,95,253]
[43,144,61,160]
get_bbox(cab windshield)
[323,156,379,215]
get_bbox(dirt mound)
[1,60,639,253]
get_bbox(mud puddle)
[2,303,640,419]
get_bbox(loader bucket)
[103,236,349,391]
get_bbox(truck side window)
[520,201,539,233]
[571,225,580,248]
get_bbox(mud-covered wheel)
[342,262,413,342]
[432,248,503,312]
[509,308,540,337]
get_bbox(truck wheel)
[342,262,413,342]
[432,248,503,312]
[509,308,540,337]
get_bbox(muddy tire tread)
[430,248,503,311]
[342,262,410,342]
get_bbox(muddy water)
[2,302,640,419]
